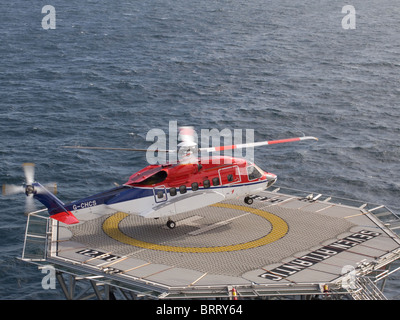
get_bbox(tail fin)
[32,183,79,224]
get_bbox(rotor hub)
[25,185,35,196]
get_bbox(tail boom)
[32,183,79,224]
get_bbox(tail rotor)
[2,163,57,215]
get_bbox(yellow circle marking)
[102,203,288,253]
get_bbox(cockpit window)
[247,165,262,180]
[136,171,168,185]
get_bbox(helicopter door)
[218,166,241,185]
[153,186,167,203]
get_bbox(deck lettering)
[260,230,380,281]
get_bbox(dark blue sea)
[1,0,399,299]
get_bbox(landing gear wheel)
[166,220,176,229]
[244,196,253,205]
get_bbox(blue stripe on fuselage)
[64,186,152,211]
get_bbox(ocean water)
[1,0,399,299]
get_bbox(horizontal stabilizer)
[51,210,79,224]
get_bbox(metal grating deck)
[33,187,400,299]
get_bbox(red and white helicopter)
[3,127,317,229]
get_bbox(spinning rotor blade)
[2,184,24,196]
[62,146,174,152]
[61,130,317,158]
[2,163,36,196]
[24,183,56,214]
[43,182,57,195]
[178,126,196,144]
[199,136,318,153]
[23,163,35,185]
[25,194,36,214]
[64,127,198,152]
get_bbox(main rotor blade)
[199,136,318,153]
[22,163,35,185]
[62,146,175,152]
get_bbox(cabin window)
[227,174,233,182]
[203,179,210,188]
[156,190,164,199]
[212,177,220,186]
[170,187,177,196]
[191,182,199,191]
[247,165,262,180]
[179,185,187,194]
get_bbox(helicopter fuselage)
[64,156,277,225]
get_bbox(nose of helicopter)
[265,172,277,187]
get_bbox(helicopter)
[2,127,317,229]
